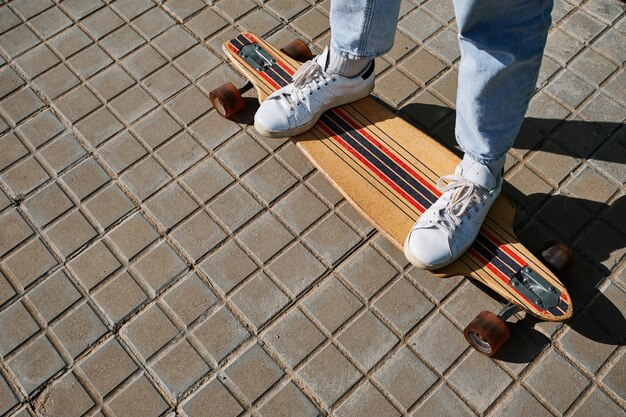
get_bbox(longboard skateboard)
[210,32,573,356]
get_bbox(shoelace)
[287,59,334,107]
[421,175,485,235]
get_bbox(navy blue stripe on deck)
[323,111,438,208]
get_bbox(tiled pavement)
[0,0,624,416]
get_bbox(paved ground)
[0,0,624,416]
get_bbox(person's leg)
[454,0,553,172]
[254,0,401,137]
[328,0,402,76]
[405,0,553,269]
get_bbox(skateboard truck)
[239,43,276,72]
[510,266,561,311]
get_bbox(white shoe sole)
[254,83,375,138]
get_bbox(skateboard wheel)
[280,39,314,63]
[464,311,510,356]
[209,82,244,118]
[541,242,573,274]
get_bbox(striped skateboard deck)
[219,33,572,332]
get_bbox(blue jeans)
[330,0,553,164]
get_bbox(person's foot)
[254,47,374,138]
[404,157,503,269]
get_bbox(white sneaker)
[254,47,375,138]
[404,158,503,269]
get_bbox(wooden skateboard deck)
[221,32,572,323]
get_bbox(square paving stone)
[274,184,328,234]
[134,7,175,39]
[0,66,24,99]
[264,309,325,368]
[449,350,513,413]
[34,372,94,417]
[238,8,281,36]
[75,107,124,148]
[80,338,138,397]
[110,86,158,124]
[208,184,262,232]
[55,86,101,123]
[145,182,198,230]
[8,335,66,394]
[558,314,618,373]
[153,339,210,397]
[107,375,169,417]
[101,26,145,59]
[0,210,33,257]
[0,133,28,171]
[194,306,250,363]
[84,183,135,230]
[0,87,44,125]
[68,240,121,290]
[155,131,206,175]
[336,382,400,417]
[61,0,103,19]
[299,344,361,408]
[164,0,206,20]
[401,48,446,84]
[399,8,440,42]
[38,132,87,173]
[260,382,319,417]
[490,385,552,417]
[409,314,468,374]
[216,131,268,176]
[132,241,187,292]
[171,210,226,260]
[108,213,159,260]
[153,26,197,59]
[243,158,297,204]
[199,240,257,293]
[122,45,167,79]
[93,271,148,323]
[571,48,619,86]
[339,245,398,300]
[145,65,190,101]
[15,44,59,79]
[89,64,135,101]
[82,7,124,39]
[120,156,172,201]
[51,302,107,357]
[175,45,221,81]
[215,0,256,21]
[45,210,98,258]
[0,300,39,355]
[123,304,178,360]
[0,25,39,58]
[571,387,624,417]
[226,344,284,402]
[376,69,419,106]
[0,271,16,308]
[602,352,626,401]
[27,269,80,323]
[527,141,579,185]
[182,379,242,417]
[0,372,18,415]
[444,283,502,328]
[375,278,434,334]
[238,212,293,263]
[30,7,72,39]
[90,125,141,171]
[34,64,81,100]
[545,29,584,65]
[291,8,329,40]
[267,243,326,296]
[580,93,625,135]
[304,214,361,265]
[133,108,181,149]
[525,349,589,414]
[303,276,362,333]
[48,26,92,59]
[3,238,57,289]
[111,0,152,19]
[163,273,217,325]
[190,110,241,150]
[24,183,74,227]
[16,110,62,149]
[186,9,228,39]
[546,70,595,109]
[338,311,399,370]
[561,10,606,43]
[67,44,113,79]
[231,272,290,329]
[411,384,476,417]
[375,346,438,410]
